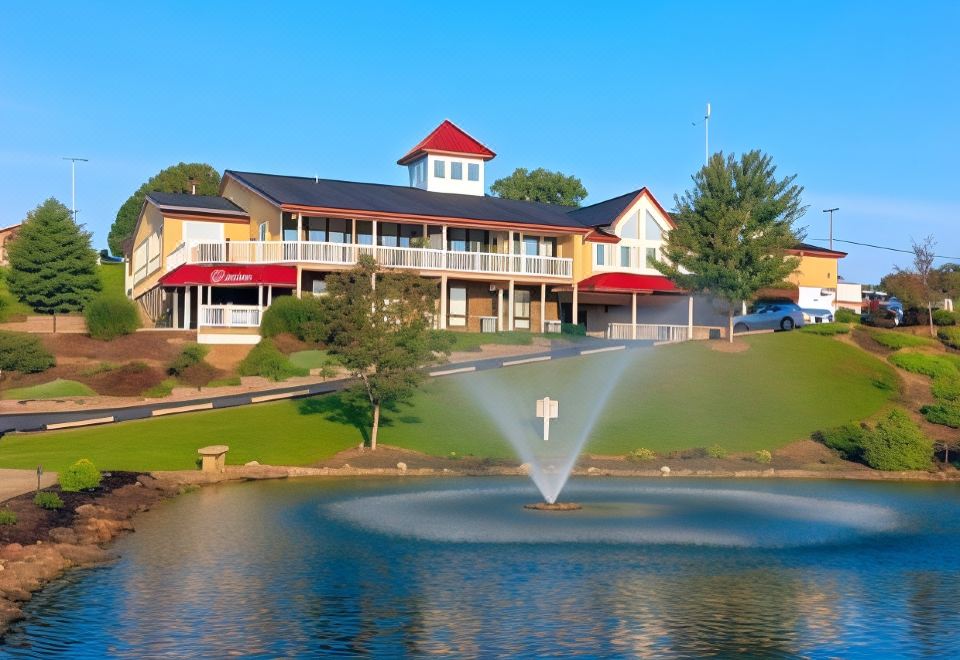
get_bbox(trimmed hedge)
[85,295,141,340]
[0,331,55,373]
[869,331,936,350]
[861,409,932,471]
[814,422,867,461]
[260,296,329,342]
[239,339,308,381]
[800,323,850,336]
[560,322,586,336]
[59,458,102,492]
[889,352,959,379]
[921,402,960,428]
[834,308,860,324]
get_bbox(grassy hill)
[0,333,897,472]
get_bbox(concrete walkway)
[0,469,57,503]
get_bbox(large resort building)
[125,120,847,344]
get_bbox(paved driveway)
[0,469,57,503]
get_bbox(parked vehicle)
[733,302,806,333]
[800,307,834,324]
[862,294,905,327]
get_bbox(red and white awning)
[160,265,298,288]
[571,273,683,294]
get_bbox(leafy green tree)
[861,408,932,470]
[490,167,587,206]
[655,151,805,342]
[108,163,220,255]
[324,256,452,449]
[7,199,101,327]
[880,270,926,309]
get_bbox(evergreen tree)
[7,198,101,325]
[490,167,588,206]
[108,162,220,255]
[655,151,805,341]
[324,256,452,449]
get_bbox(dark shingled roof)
[566,190,642,228]
[146,192,248,215]
[226,171,600,230]
[793,242,847,256]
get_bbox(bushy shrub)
[260,296,329,342]
[800,323,850,336]
[0,509,16,525]
[861,409,932,471]
[0,331,55,373]
[834,308,860,324]
[754,449,773,464]
[143,378,176,398]
[238,339,308,381]
[707,444,728,459]
[932,374,960,402]
[814,422,868,460]
[938,327,960,350]
[34,491,64,510]
[921,401,960,428]
[933,309,959,326]
[626,447,657,462]
[889,352,959,379]
[59,458,102,492]
[168,343,209,376]
[85,295,140,340]
[560,322,586,336]
[869,331,936,350]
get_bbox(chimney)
[188,177,197,195]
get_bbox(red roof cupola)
[397,120,496,165]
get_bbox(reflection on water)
[3,477,960,658]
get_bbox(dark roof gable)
[146,192,248,215]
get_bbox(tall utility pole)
[822,207,839,250]
[704,102,711,165]
[62,157,89,219]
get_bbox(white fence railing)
[171,241,573,279]
[607,323,723,342]
[198,304,262,328]
[166,242,188,271]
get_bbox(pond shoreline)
[1,462,958,638]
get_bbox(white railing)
[198,304,262,328]
[171,240,573,279]
[166,242,187,271]
[607,323,723,342]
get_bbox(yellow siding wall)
[788,254,839,289]
[221,178,281,239]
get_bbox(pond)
[3,477,960,658]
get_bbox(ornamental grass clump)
[34,491,64,510]
[626,447,657,462]
[59,458,102,492]
[85,295,141,340]
[0,509,16,525]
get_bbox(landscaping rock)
[245,461,261,466]
[519,463,531,475]
[660,466,671,476]
[396,462,407,473]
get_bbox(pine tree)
[7,198,101,327]
[655,151,805,342]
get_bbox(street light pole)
[62,157,89,219]
[822,207,839,250]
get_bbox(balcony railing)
[168,240,573,279]
[607,323,724,342]
[198,304,262,328]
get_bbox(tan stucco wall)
[788,254,839,289]
[221,178,282,240]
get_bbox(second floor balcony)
[166,240,574,279]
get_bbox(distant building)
[0,224,20,267]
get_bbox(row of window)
[595,244,659,269]
[448,287,530,328]
[434,159,480,182]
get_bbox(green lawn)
[2,379,96,400]
[289,349,338,370]
[0,332,896,472]
[97,262,126,297]
[0,267,32,321]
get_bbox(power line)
[809,237,960,261]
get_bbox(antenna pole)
[62,157,89,219]
[822,208,839,251]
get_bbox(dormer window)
[398,121,495,195]
[451,162,463,180]
[434,160,446,178]
[468,163,480,181]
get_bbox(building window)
[448,228,467,252]
[621,246,632,268]
[467,163,480,181]
[451,162,463,180]
[311,278,327,296]
[514,289,531,329]
[449,286,467,326]
[595,244,606,266]
[258,222,267,241]
[620,212,639,240]
[645,211,663,242]
[523,236,539,256]
[646,247,657,268]
[434,160,445,178]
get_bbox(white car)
[801,308,834,324]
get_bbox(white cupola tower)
[397,120,496,196]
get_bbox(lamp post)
[62,157,89,219]
[822,207,839,250]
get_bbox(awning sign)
[160,264,298,288]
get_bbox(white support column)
[439,274,448,329]
[631,292,637,340]
[372,220,378,246]
[519,232,525,273]
[172,289,179,329]
[441,225,447,269]
[540,283,546,334]
[258,285,264,309]
[572,283,579,326]
[267,286,273,307]
[184,286,191,330]
[497,287,504,332]
[688,295,694,340]
[508,279,515,331]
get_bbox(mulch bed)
[41,332,193,363]
[0,472,140,546]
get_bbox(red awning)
[160,265,298,288]
[576,273,683,294]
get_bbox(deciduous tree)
[324,256,452,449]
[108,163,220,255]
[655,151,805,341]
[7,199,101,329]
[906,236,938,337]
[490,168,587,207]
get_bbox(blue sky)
[1,1,958,283]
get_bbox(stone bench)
[198,445,229,473]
